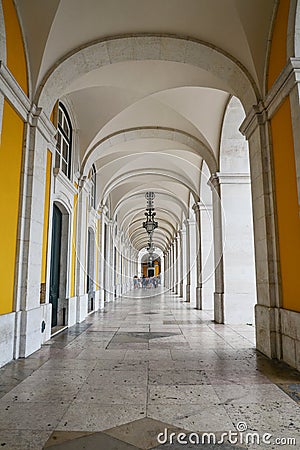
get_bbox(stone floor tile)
[0,401,70,431]
[147,403,234,432]
[103,417,189,450]
[39,359,97,371]
[124,349,172,361]
[45,431,140,449]
[171,349,221,360]
[148,385,220,405]
[149,369,209,385]
[0,430,52,449]
[213,384,295,405]
[75,384,147,405]
[207,371,272,385]
[76,348,127,360]
[85,369,148,386]
[224,401,300,435]
[56,404,146,431]
[94,359,149,371]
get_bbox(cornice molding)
[0,61,56,144]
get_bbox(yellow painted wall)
[70,191,78,298]
[40,150,52,288]
[2,0,28,95]
[267,0,290,91]
[0,100,24,314]
[270,97,300,312]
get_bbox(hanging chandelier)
[142,192,158,235]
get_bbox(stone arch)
[130,226,173,246]
[102,168,200,206]
[120,206,182,234]
[82,127,217,176]
[36,35,259,117]
[289,0,300,56]
[114,189,189,221]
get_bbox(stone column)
[193,203,202,310]
[178,231,184,297]
[200,203,214,310]
[240,106,281,359]
[174,236,179,295]
[104,219,113,301]
[181,228,187,300]
[184,219,191,303]
[168,247,172,290]
[14,109,56,357]
[163,252,168,288]
[209,174,224,323]
[172,239,177,293]
[169,245,173,291]
[75,178,89,321]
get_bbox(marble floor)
[0,288,300,449]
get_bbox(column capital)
[98,204,109,216]
[192,202,203,214]
[217,172,251,185]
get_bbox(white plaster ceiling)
[16,0,275,92]
[15,0,276,251]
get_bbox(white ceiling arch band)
[120,207,182,236]
[114,189,189,221]
[130,226,173,245]
[36,34,259,117]
[134,236,167,252]
[127,217,176,238]
[81,127,216,175]
[102,168,200,205]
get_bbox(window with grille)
[56,103,72,179]
[89,165,96,209]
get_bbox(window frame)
[56,102,72,179]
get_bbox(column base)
[280,308,300,371]
[18,306,48,358]
[196,286,202,310]
[76,294,88,323]
[68,296,77,327]
[214,292,224,323]
[179,282,183,298]
[185,284,191,303]
[255,304,281,360]
[0,312,15,367]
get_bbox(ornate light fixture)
[142,192,158,236]
[141,192,158,267]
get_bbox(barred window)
[56,103,72,179]
[89,165,96,209]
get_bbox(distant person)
[133,275,139,289]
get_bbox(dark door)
[49,204,62,327]
[87,229,91,294]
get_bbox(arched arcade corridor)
[1,0,300,447]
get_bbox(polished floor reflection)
[0,288,299,449]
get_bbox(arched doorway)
[87,227,96,312]
[49,203,70,331]
[141,253,161,279]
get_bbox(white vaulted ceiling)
[16,0,276,251]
